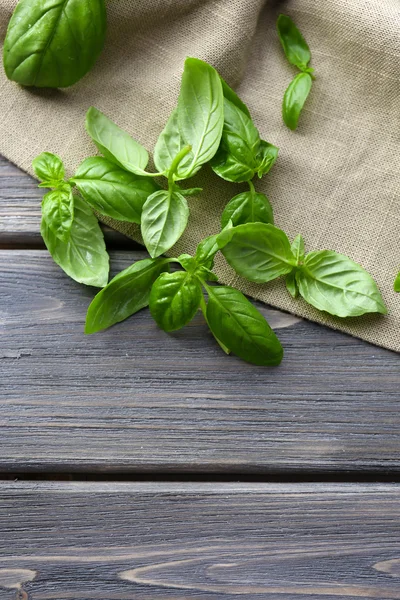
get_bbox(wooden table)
[1,156,399,599]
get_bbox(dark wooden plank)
[0,482,399,599]
[0,156,139,249]
[1,250,399,474]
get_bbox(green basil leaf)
[297,250,387,317]
[206,286,283,366]
[394,273,400,293]
[282,72,312,131]
[256,141,279,177]
[221,190,273,228]
[41,187,74,242]
[41,194,109,287]
[219,75,251,118]
[85,257,169,334]
[195,234,220,268]
[153,109,186,176]
[149,271,202,332]
[3,0,106,88]
[178,187,203,197]
[195,266,218,283]
[176,58,224,179]
[85,107,150,176]
[291,234,305,264]
[141,189,189,258]
[277,14,311,71]
[32,152,64,183]
[286,270,298,298]
[72,157,158,224]
[220,223,296,283]
[211,97,261,182]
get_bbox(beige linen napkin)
[0,0,399,351]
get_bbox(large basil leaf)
[221,190,273,228]
[206,286,283,366]
[394,273,400,293]
[85,258,169,334]
[219,223,296,283]
[41,187,74,242]
[211,97,261,183]
[149,271,202,331]
[3,0,106,88]
[282,72,312,130]
[85,107,150,176]
[41,194,109,287]
[219,75,251,118]
[153,109,186,175]
[277,14,312,72]
[72,157,158,224]
[32,152,65,186]
[141,189,189,258]
[176,58,224,179]
[297,250,387,317]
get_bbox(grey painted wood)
[1,250,399,473]
[0,482,399,599]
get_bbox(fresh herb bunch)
[3,0,107,88]
[277,14,315,130]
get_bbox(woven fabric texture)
[0,0,399,351]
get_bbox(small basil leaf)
[211,97,261,183]
[277,14,311,71]
[32,152,64,183]
[153,109,186,175]
[72,157,158,224]
[282,72,312,131]
[219,75,251,118]
[195,234,220,268]
[176,58,224,179]
[150,271,202,332]
[85,258,169,334]
[85,107,150,176]
[291,234,305,264]
[394,273,400,293]
[41,194,109,287]
[221,190,273,228]
[286,270,299,298]
[220,223,296,283]
[256,141,279,177]
[179,187,203,197]
[41,187,74,242]
[3,0,106,88]
[195,266,218,282]
[141,189,189,258]
[297,250,387,317]
[206,286,283,366]
[177,254,197,273]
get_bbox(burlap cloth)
[0,0,399,352]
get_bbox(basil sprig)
[277,14,315,130]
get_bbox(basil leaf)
[41,187,74,242]
[286,270,299,298]
[206,286,283,366]
[211,97,261,183]
[394,273,400,293]
[178,187,203,197]
[85,107,150,176]
[3,0,106,88]
[277,14,311,71]
[256,141,279,177]
[141,189,189,258]
[149,271,202,331]
[176,57,224,179]
[32,152,64,184]
[219,75,251,118]
[41,194,109,287]
[153,110,186,176]
[221,190,273,228]
[219,223,296,283]
[85,258,169,334]
[72,157,158,224]
[291,234,305,264]
[297,250,387,317]
[282,72,312,131]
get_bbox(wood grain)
[0,482,399,599]
[1,250,399,473]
